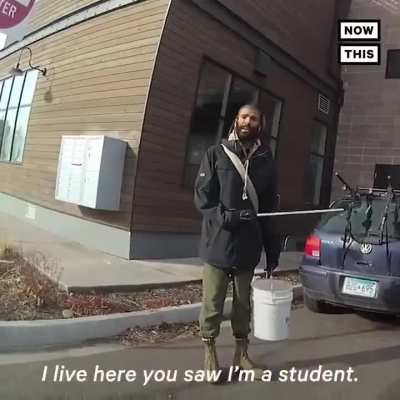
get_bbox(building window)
[184,60,282,187]
[259,90,282,156]
[374,164,400,189]
[221,77,259,137]
[306,121,328,205]
[0,69,38,163]
[386,49,400,79]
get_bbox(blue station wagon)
[300,188,400,315]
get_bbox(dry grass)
[0,244,67,320]
[118,322,201,346]
[0,243,302,345]
[0,244,300,321]
[0,245,206,320]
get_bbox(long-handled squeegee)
[256,208,344,278]
[257,172,351,218]
[257,208,344,217]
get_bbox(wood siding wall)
[216,0,339,85]
[0,0,169,230]
[30,0,103,33]
[133,0,337,235]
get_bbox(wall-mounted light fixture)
[9,46,47,77]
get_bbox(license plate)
[342,277,378,298]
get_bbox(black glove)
[223,209,257,229]
[239,209,257,221]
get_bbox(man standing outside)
[194,104,281,381]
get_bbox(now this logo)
[339,20,380,41]
[338,20,381,65]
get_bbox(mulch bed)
[116,321,202,346]
[0,250,300,322]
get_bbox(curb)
[64,268,300,294]
[0,285,303,351]
[64,279,204,294]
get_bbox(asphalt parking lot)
[2,306,400,400]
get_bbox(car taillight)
[304,235,321,258]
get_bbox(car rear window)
[317,197,400,240]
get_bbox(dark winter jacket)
[194,138,281,271]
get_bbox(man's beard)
[236,124,259,144]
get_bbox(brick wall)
[333,0,400,199]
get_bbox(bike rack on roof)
[335,173,399,272]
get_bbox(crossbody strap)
[221,144,259,213]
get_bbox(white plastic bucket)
[252,279,293,341]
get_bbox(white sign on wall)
[0,0,38,47]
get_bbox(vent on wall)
[318,94,330,115]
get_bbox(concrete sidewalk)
[0,212,302,292]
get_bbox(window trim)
[202,56,285,107]
[215,74,260,143]
[385,49,400,79]
[0,76,17,162]
[181,60,211,188]
[258,89,284,162]
[0,70,38,165]
[9,74,27,162]
[214,73,232,144]
[305,119,330,206]
[207,58,285,155]
[182,57,284,188]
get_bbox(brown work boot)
[202,337,223,384]
[232,337,264,380]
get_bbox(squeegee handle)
[257,208,344,217]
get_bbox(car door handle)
[356,261,372,267]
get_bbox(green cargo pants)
[199,263,254,338]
